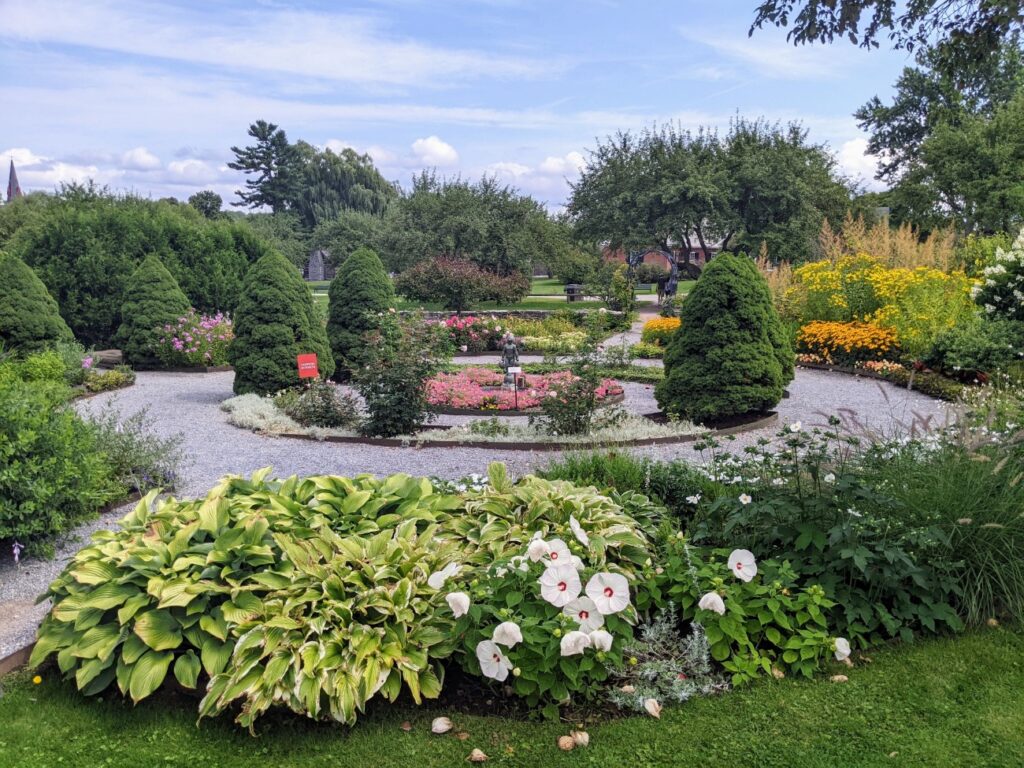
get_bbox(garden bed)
[426,368,625,413]
[133,363,234,373]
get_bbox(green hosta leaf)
[70,559,120,586]
[173,650,202,689]
[133,609,182,651]
[199,607,228,642]
[201,638,233,676]
[80,582,136,611]
[341,490,373,516]
[128,650,174,703]
[72,623,122,661]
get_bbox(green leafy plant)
[115,255,192,367]
[0,379,116,551]
[273,379,361,428]
[229,251,335,395]
[32,469,467,728]
[82,366,136,393]
[354,313,449,437]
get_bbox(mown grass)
[1,630,1021,768]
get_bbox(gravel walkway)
[0,360,948,659]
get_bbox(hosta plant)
[31,468,467,728]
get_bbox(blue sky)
[0,0,913,209]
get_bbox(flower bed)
[640,316,680,345]
[796,320,899,366]
[438,313,613,355]
[425,367,623,412]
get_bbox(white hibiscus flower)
[569,515,590,547]
[493,621,523,648]
[476,640,512,681]
[563,597,604,632]
[559,630,592,656]
[585,572,631,615]
[727,549,757,582]
[445,591,470,618]
[539,564,582,607]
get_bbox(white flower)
[585,572,631,615]
[427,562,461,590]
[738,494,752,505]
[697,591,726,615]
[526,538,550,562]
[539,564,582,607]
[559,630,592,656]
[544,538,572,566]
[493,621,523,648]
[476,640,512,681]
[445,592,470,618]
[589,629,613,652]
[727,549,757,582]
[847,508,863,518]
[823,473,836,484]
[431,716,453,734]
[834,637,851,662]
[686,494,701,505]
[569,515,590,547]
[569,555,585,571]
[771,477,785,486]
[563,597,604,632]
[789,421,802,432]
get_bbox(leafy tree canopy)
[569,119,857,262]
[188,190,224,219]
[379,171,567,275]
[751,0,1024,70]
[228,120,299,213]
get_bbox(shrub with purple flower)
[155,310,233,367]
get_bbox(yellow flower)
[32,675,42,685]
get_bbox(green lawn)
[530,277,657,296]
[2,630,1021,768]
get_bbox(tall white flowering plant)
[973,228,1024,321]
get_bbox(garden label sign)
[297,353,319,379]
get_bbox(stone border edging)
[0,644,33,677]
[70,381,136,401]
[134,364,234,374]
[797,361,894,382]
[273,411,778,452]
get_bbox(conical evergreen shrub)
[655,253,794,424]
[229,251,334,395]
[327,246,395,381]
[0,252,74,353]
[116,255,192,367]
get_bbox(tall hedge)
[115,255,192,367]
[8,194,269,346]
[655,253,794,424]
[327,247,395,381]
[229,251,334,395]
[0,253,74,353]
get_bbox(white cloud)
[1,146,123,189]
[120,146,161,171]
[487,161,531,178]
[1,0,558,89]
[411,136,459,166]
[538,151,586,176]
[678,27,851,80]
[836,137,885,190]
[166,158,218,183]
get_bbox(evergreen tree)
[0,252,74,352]
[229,251,334,395]
[327,247,395,381]
[655,253,793,424]
[228,120,299,213]
[116,255,192,367]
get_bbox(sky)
[0,0,914,210]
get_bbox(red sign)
[297,353,319,379]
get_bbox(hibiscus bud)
[571,730,590,747]
[512,667,521,677]
[432,717,453,734]
[629,656,638,666]
[557,736,575,751]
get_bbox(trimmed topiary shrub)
[655,253,793,424]
[0,253,74,353]
[229,251,334,395]
[327,246,395,381]
[115,255,192,367]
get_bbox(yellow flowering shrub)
[641,317,681,346]
[785,254,975,358]
[797,321,900,365]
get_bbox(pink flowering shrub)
[438,315,506,353]
[155,310,233,368]
[426,367,623,411]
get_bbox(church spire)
[7,160,23,202]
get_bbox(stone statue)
[500,333,519,387]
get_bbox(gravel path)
[0,358,948,659]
